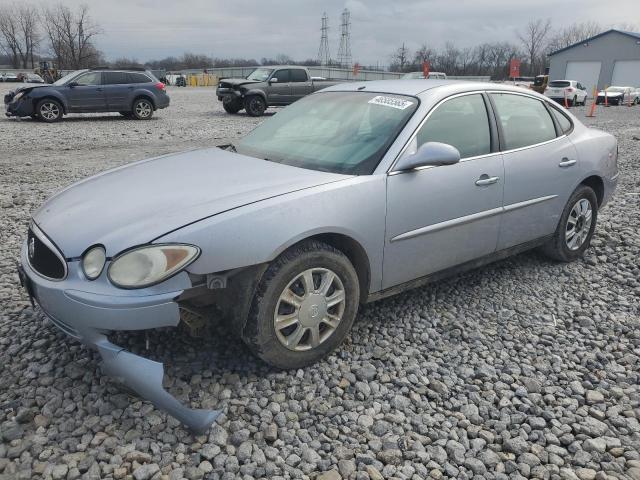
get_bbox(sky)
[31,0,639,65]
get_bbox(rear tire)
[244,95,266,117]
[36,99,63,122]
[541,185,598,262]
[132,98,154,120]
[222,96,243,114]
[242,240,360,369]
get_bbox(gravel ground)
[1,83,639,480]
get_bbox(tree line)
[0,2,102,69]
[387,20,633,78]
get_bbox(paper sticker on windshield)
[368,96,414,110]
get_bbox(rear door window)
[549,106,573,134]
[413,93,491,159]
[290,69,308,82]
[104,72,129,84]
[491,93,557,150]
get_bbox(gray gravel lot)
[1,83,639,480]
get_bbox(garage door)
[612,60,640,87]
[565,61,601,96]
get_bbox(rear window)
[128,72,152,84]
[549,81,570,88]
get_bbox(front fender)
[155,175,387,294]
[31,89,69,113]
[242,88,267,101]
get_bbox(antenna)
[317,12,331,66]
[337,8,352,68]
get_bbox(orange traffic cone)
[564,90,569,109]
[586,87,597,117]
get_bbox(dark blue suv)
[4,68,170,122]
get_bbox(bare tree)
[390,43,410,72]
[42,4,102,69]
[0,3,39,68]
[438,41,460,74]
[517,18,552,75]
[414,43,436,65]
[546,22,603,53]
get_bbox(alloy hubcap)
[565,198,592,250]
[41,103,59,120]
[136,102,151,117]
[274,268,346,351]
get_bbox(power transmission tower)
[337,8,352,68]
[317,12,331,66]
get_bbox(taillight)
[155,82,166,91]
[567,87,575,92]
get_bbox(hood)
[598,91,623,96]
[219,78,260,87]
[33,148,348,257]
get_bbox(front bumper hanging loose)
[18,243,221,433]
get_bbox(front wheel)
[244,95,266,117]
[222,96,243,114]
[132,98,154,120]
[242,240,360,369]
[36,99,63,122]
[541,185,598,262]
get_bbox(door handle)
[559,158,577,167]
[475,175,500,186]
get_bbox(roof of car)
[321,79,536,97]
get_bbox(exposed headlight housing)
[13,92,24,101]
[108,244,200,289]
[82,245,106,280]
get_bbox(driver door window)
[408,93,491,159]
[74,72,102,86]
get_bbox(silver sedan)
[19,80,618,431]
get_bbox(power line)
[336,8,352,68]
[317,12,330,66]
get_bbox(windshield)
[246,68,273,81]
[236,91,418,175]
[549,81,570,88]
[53,70,84,86]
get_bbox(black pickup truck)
[216,66,341,116]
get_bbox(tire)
[244,95,266,117]
[242,240,360,369]
[36,99,63,122]
[541,185,598,262]
[222,96,243,114]
[572,96,577,107]
[119,111,133,118]
[634,97,639,105]
[131,98,154,120]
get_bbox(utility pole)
[337,8,352,68]
[317,12,331,66]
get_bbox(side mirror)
[395,142,461,172]
[269,77,278,84]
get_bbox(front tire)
[541,185,598,262]
[36,99,63,122]
[244,95,266,117]
[243,240,360,369]
[222,96,243,114]
[132,98,154,120]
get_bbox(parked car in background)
[22,73,45,84]
[216,66,342,116]
[595,86,639,105]
[401,71,448,80]
[1,72,20,82]
[4,68,169,122]
[529,74,549,94]
[544,80,588,106]
[18,80,618,431]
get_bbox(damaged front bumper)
[18,243,221,433]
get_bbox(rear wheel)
[244,95,266,117]
[222,96,243,114]
[36,99,63,122]
[541,185,598,262]
[132,98,153,120]
[242,240,360,369]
